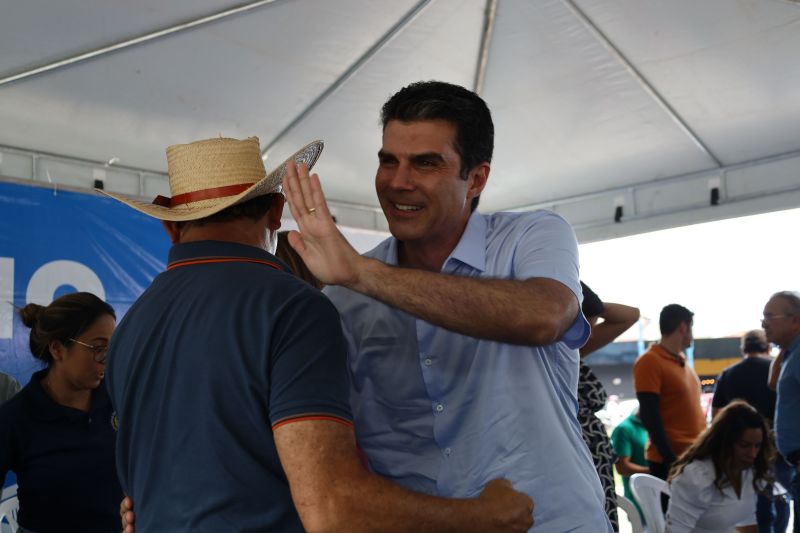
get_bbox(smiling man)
[283,81,610,532]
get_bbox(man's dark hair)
[175,193,280,230]
[659,304,694,335]
[381,81,494,212]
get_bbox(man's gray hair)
[770,291,800,315]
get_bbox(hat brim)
[98,140,323,222]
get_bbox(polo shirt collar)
[167,240,287,270]
[651,343,687,365]
[27,369,108,422]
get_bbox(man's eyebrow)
[377,149,396,159]
[409,152,445,163]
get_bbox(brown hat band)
[153,182,256,208]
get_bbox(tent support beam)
[473,0,498,96]
[507,146,800,212]
[0,0,285,88]
[561,0,723,168]
[261,0,432,158]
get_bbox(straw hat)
[98,136,323,221]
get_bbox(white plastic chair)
[0,486,15,503]
[630,473,669,533]
[617,493,644,533]
[0,495,19,533]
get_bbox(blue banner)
[0,180,169,386]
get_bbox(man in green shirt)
[611,410,649,520]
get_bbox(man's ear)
[161,220,182,244]
[467,163,490,201]
[266,194,286,231]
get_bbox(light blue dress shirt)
[325,210,611,532]
[775,334,800,459]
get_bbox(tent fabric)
[1,0,799,240]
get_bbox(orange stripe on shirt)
[271,415,354,431]
[167,257,283,271]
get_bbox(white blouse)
[665,458,757,533]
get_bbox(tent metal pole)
[561,0,723,168]
[261,0,432,158]
[473,0,498,96]
[506,146,800,212]
[0,0,284,88]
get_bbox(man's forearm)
[322,473,529,533]
[637,393,676,463]
[348,258,578,346]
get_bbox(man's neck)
[179,222,269,251]
[744,352,770,360]
[658,337,684,357]
[396,216,471,271]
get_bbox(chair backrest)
[0,486,15,502]
[617,493,644,533]
[630,473,669,533]
[0,495,19,533]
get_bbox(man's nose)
[389,162,415,190]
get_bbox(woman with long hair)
[666,400,775,533]
[0,292,122,533]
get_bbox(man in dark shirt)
[103,136,532,532]
[712,329,789,533]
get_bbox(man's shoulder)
[633,347,661,369]
[485,209,572,235]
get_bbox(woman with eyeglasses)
[0,292,122,533]
[665,400,775,533]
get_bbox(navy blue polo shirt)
[106,240,352,532]
[0,369,122,533]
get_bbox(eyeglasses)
[69,338,109,363]
[761,314,794,322]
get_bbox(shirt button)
[444,447,452,456]
[435,404,444,412]
[424,358,432,366]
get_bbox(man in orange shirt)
[633,304,706,483]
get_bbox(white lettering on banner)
[26,260,105,307]
[0,258,12,339]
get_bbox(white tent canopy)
[2,0,799,242]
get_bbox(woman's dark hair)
[381,81,494,212]
[275,231,324,290]
[18,292,116,366]
[668,400,774,495]
[580,281,604,319]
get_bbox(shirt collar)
[787,333,800,358]
[167,240,287,270]
[27,369,108,422]
[383,212,487,273]
[444,211,487,273]
[651,343,687,365]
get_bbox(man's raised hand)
[283,160,366,288]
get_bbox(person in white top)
[666,400,775,533]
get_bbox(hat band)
[153,183,255,208]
